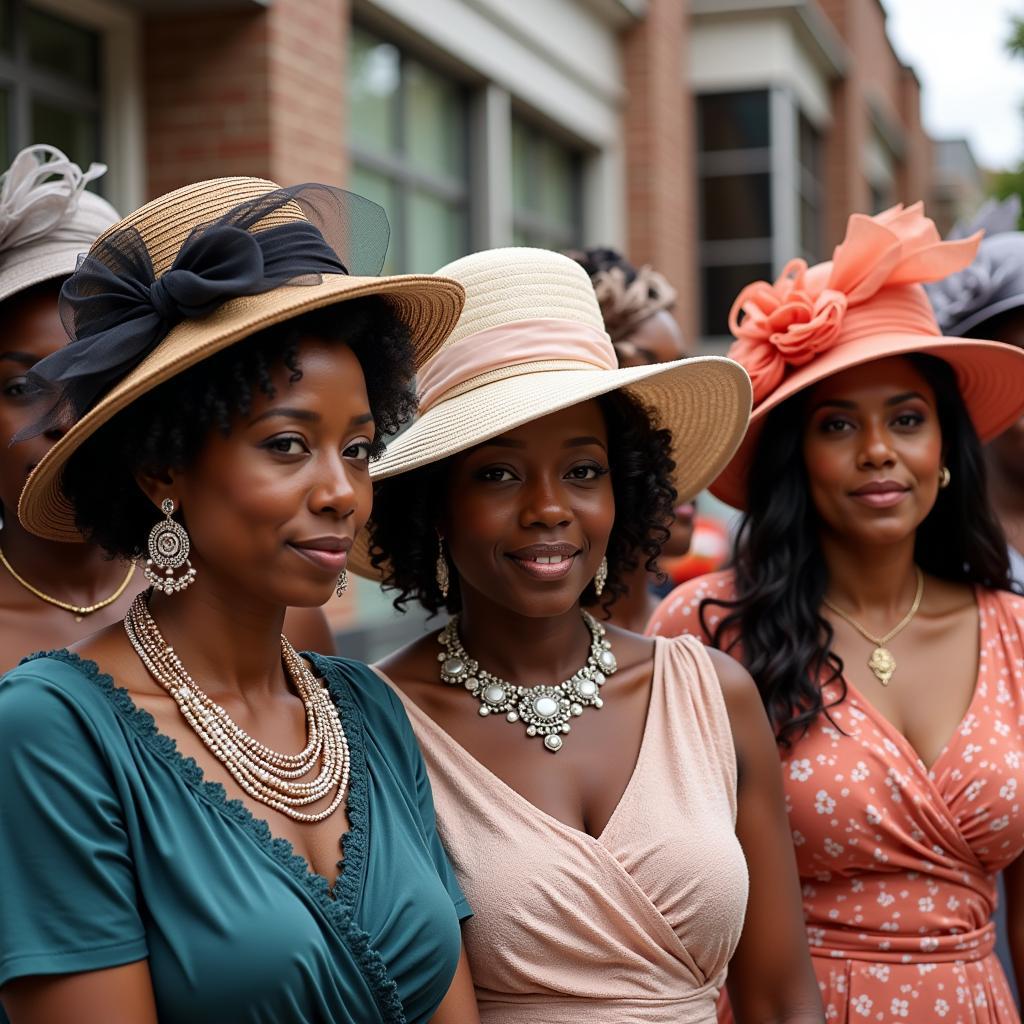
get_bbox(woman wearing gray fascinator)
[927,196,1024,585]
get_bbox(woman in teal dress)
[0,178,477,1024]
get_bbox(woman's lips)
[288,544,350,573]
[506,553,578,581]
[849,488,910,509]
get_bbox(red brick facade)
[817,0,932,248]
[144,0,347,199]
[622,0,697,341]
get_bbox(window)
[697,90,772,337]
[0,1,102,172]
[798,113,823,263]
[348,26,470,274]
[511,116,582,250]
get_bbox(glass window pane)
[350,164,399,274]
[699,91,770,151]
[408,190,465,273]
[702,263,772,337]
[800,194,821,262]
[511,118,532,213]
[0,0,11,54]
[538,136,576,228]
[27,7,98,89]
[405,60,464,181]
[349,28,399,157]
[700,173,772,241]
[799,113,821,182]
[31,100,99,173]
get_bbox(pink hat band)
[416,317,617,413]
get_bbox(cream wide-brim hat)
[19,177,465,542]
[350,246,752,579]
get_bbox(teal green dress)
[0,651,471,1024]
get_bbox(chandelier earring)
[336,569,349,597]
[145,499,196,594]
[593,556,609,597]
[938,466,951,489]
[436,536,450,600]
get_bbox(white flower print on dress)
[645,576,1024,1024]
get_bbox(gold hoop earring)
[436,537,450,599]
[594,556,608,597]
[335,569,349,597]
[938,466,951,490]
[145,499,196,594]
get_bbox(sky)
[882,0,1024,170]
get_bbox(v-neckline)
[837,586,985,777]
[45,648,365,904]
[33,648,412,1024]
[394,636,664,846]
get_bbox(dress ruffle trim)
[22,649,407,1024]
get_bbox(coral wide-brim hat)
[350,246,752,578]
[19,176,465,541]
[710,203,1024,510]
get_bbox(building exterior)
[6,0,944,344]
[3,0,957,647]
[931,137,987,238]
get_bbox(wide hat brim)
[349,355,752,579]
[19,273,464,541]
[711,333,1024,510]
[0,242,83,304]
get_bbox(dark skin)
[605,311,697,631]
[0,284,334,673]
[1,339,478,1024]
[802,355,1022,995]
[379,401,823,1023]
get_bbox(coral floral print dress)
[648,571,1024,1024]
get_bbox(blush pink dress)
[649,572,1023,1024]
[388,635,749,1023]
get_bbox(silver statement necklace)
[436,610,618,753]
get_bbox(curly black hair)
[61,297,415,560]
[368,389,676,618]
[701,353,1012,747]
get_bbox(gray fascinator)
[0,143,119,304]
[926,195,1024,337]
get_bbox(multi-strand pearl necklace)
[437,609,618,753]
[124,593,349,822]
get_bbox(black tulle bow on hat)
[16,183,389,439]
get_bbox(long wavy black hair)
[702,353,1012,746]
[368,389,676,618]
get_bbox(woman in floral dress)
[649,203,1024,1023]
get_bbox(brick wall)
[143,0,347,200]
[816,0,932,247]
[622,0,697,341]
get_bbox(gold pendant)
[868,646,895,686]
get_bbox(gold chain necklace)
[822,567,924,686]
[0,545,136,622]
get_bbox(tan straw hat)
[349,246,752,576]
[0,144,118,303]
[19,176,465,541]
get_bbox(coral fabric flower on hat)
[728,260,846,403]
[728,202,983,405]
